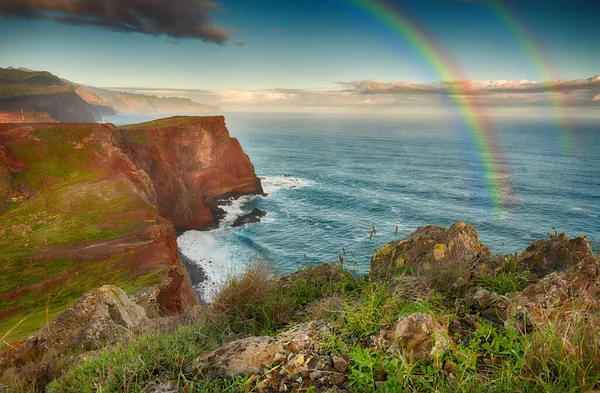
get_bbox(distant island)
[0,67,221,123]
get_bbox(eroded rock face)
[371,222,490,280]
[393,313,449,361]
[518,233,593,277]
[121,116,264,230]
[2,286,147,367]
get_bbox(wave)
[261,176,315,194]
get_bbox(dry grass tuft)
[207,260,293,334]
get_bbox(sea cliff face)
[0,91,101,123]
[0,116,262,343]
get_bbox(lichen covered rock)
[371,222,490,280]
[393,312,449,361]
[518,233,593,277]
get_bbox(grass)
[0,124,168,346]
[28,254,596,393]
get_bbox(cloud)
[0,0,229,44]
[234,40,246,47]
[340,77,600,97]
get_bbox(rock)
[519,233,593,277]
[332,356,348,373]
[123,116,264,230]
[465,286,500,311]
[371,222,490,280]
[144,380,181,393]
[2,286,148,368]
[516,255,599,312]
[231,208,267,227]
[393,312,449,361]
[185,321,332,378]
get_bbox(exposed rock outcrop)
[121,116,263,229]
[518,233,592,277]
[1,286,147,368]
[231,207,267,227]
[370,222,491,280]
[393,313,449,361]
[185,321,350,391]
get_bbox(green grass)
[0,124,165,345]
[0,253,163,346]
[119,116,206,131]
[39,258,600,393]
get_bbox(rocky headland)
[0,68,220,123]
[0,116,263,355]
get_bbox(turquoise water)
[106,113,600,296]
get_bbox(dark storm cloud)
[0,0,230,44]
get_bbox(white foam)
[261,176,314,194]
[571,207,583,212]
[177,194,260,302]
[178,230,244,302]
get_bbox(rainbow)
[486,1,572,149]
[347,0,513,211]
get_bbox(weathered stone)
[465,287,500,311]
[332,356,348,373]
[2,286,147,368]
[393,312,448,361]
[371,222,490,280]
[144,380,181,393]
[231,207,267,227]
[519,233,593,277]
[515,255,599,316]
[185,321,332,378]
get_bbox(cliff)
[0,68,219,123]
[80,85,222,113]
[0,116,262,344]
[0,91,102,123]
[121,116,263,229]
[0,68,102,123]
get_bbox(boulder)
[231,208,267,227]
[371,222,490,281]
[2,286,148,368]
[393,312,449,361]
[185,321,332,379]
[518,233,593,277]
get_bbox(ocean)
[104,112,600,298]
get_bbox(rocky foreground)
[2,222,598,392]
[0,116,263,348]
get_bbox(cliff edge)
[0,116,263,344]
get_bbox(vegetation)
[0,125,163,345]
[2,252,590,393]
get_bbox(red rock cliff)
[0,116,262,343]
[120,116,264,229]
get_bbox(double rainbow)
[348,0,513,211]
[487,1,572,149]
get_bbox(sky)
[0,0,599,113]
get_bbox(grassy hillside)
[0,124,165,345]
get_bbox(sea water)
[105,112,600,297]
